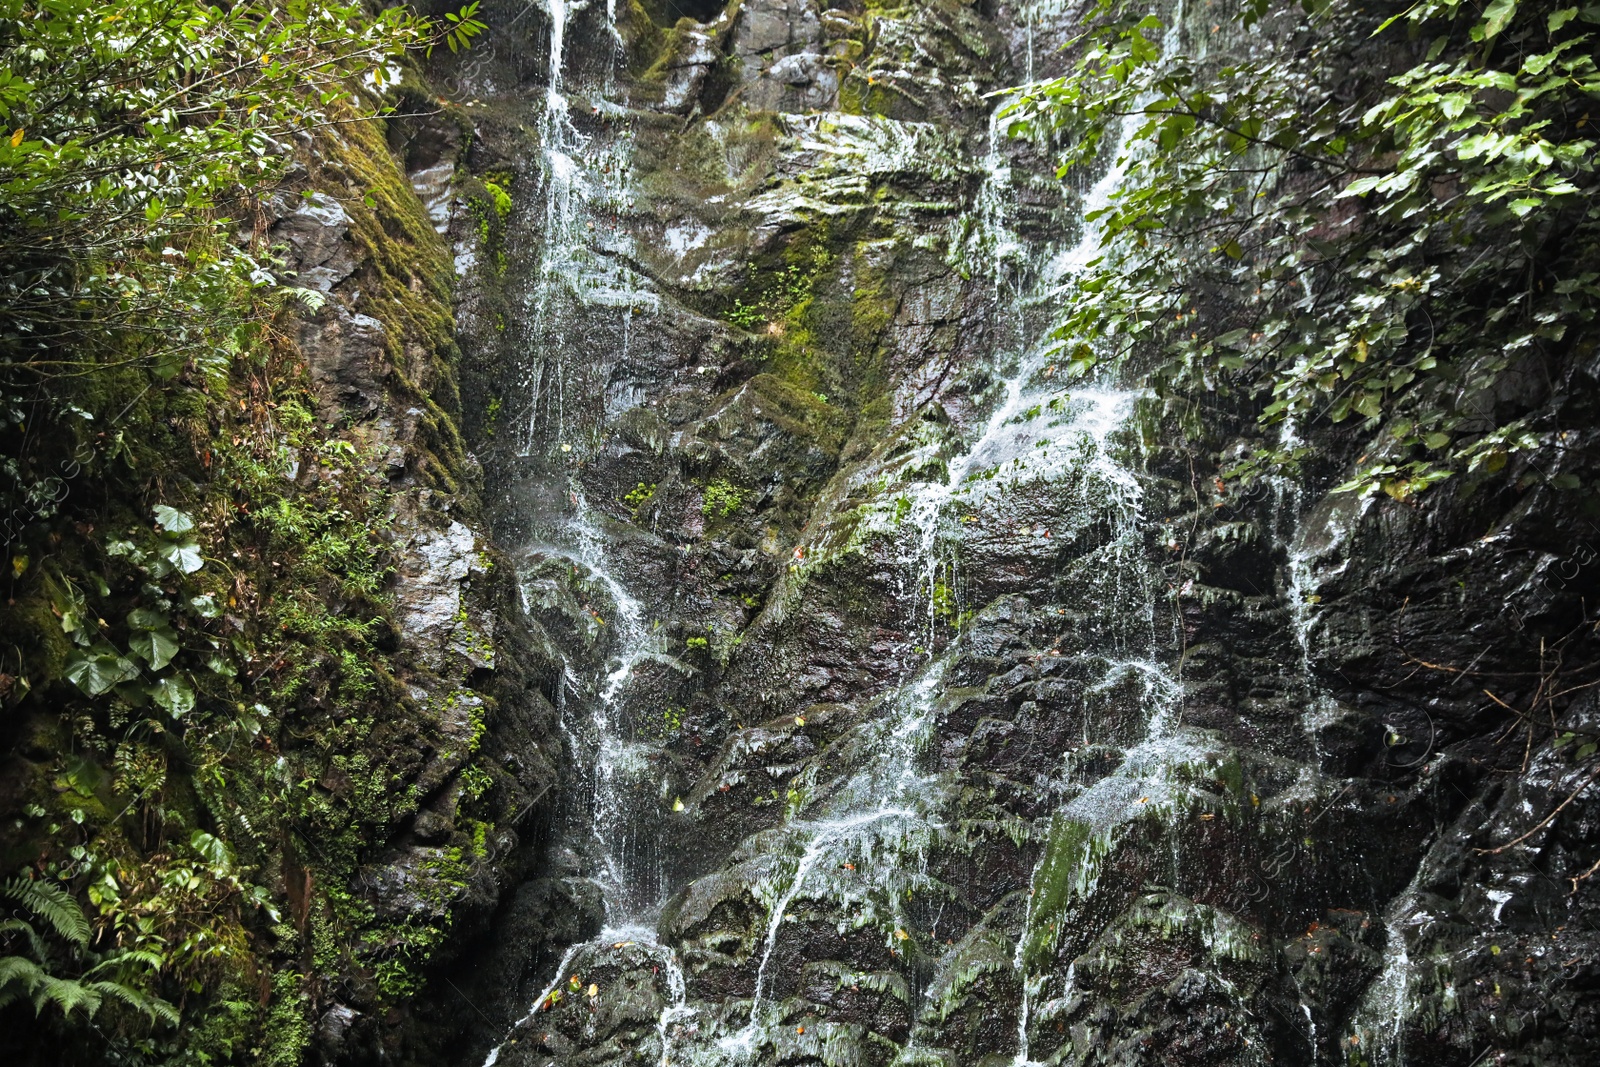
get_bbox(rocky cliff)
[4,2,1595,1066]
[0,89,565,1067]
[406,2,1600,1066]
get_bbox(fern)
[33,971,101,1019]
[0,953,48,988]
[0,880,177,1028]
[0,916,47,960]
[0,955,100,1018]
[90,980,180,1026]
[84,948,164,978]
[2,877,90,946]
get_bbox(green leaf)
[149,675,195,718]
[1481,0,1519,38]
[128,628,179,670]
[52,583,88,638]
[151,505,193,535]
[1548,7,1578,31]
[64,647,141,696]
[126,608,167,630]
[159,540,204,574]
[191,830,232,870]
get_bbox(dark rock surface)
[406,2,1600,1066]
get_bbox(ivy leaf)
[128,628,179,670]
[127,608,167,630]
[149,674,195,717]
[159,539,204,574]
[64,647,141,696]
[152,505,194,536]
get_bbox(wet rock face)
[425,2,1600,1066]
[256,110,569,1066]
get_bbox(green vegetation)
[0,875,177,1026]
[468,170,514,274]
[727,259,824,331]
[624,481,657,511]
[0,2,491,1061]
[1008,0,1600,500]
[0,0,477,426]
[701,478,746,518]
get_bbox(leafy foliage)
[1,1,420,377]
[0,1,493,1061]
[1007,0,1600,498]
[0,876,177,1027]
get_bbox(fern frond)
[90,980,179,1027]
[83,948,165,979]
[35,972,101,1019]
[1,878,90,947]
[0,953,48,992]
[0,917,48,961]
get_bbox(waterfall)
[474,2,1373,1065]
[481,6,698,1064]
[517,0,645,451]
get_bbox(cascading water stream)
[941,5,1199,1058]
[485,2,1286,1064]
[719,664,950,1057]
[517,0,642,450]
[482,6,695,1064]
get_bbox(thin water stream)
[482,5,697,1064]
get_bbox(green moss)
[0,589,71,684]
[1022,816,1117,972]
[256,969,312,1067]
[701,478,746,518]
[313,113,465,493]
[748,373,852,454]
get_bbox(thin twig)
[1477,763,1600,855]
